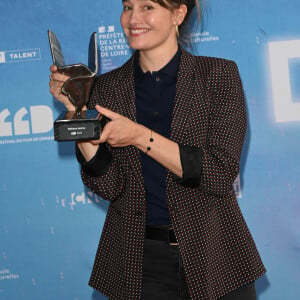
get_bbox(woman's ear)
[174,4,188,26]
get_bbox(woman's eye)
[123,5,131,11]
[143,5,153,11]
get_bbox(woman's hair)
[150,0,202,31]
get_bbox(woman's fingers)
[50,65,70,82]
[49,65,74,110]
[52,71,70,83]
[50,64,57,73]
[95,105,120,121]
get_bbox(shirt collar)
[134,47,181,83]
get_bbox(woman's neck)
[138,43,179,73]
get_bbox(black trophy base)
[54,110,101,141]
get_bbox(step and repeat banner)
[0,0,299,299]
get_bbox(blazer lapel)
[113,54,137,122]
[170,49,197,143]
[112,54,145,192]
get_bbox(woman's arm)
[200,60,247,195]
[49,66,124,200]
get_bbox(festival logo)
[269,39,300,123]
[0,105,54,145]
[0,48,41,64]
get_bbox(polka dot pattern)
[80,49,266,299]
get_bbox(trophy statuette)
[48,30,108,141]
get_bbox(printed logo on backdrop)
[56,190,108,210]
[269,39,300,123]
[98,24,131,72]
[0,268,20,281]
[186,31,220,45]
[0,49,41,64]
[233,175,242,199]
[0,106,54,145]
[56,184,241,209]
[0,51,5,63]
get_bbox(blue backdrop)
[0,1,299,299]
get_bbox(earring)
[175,24,180,39]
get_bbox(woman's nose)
[128,8,142,26]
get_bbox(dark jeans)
[141,238,256,300]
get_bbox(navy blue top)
[134,49,181,226]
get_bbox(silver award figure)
[48,30,108,141]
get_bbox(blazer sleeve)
[76,77,126,202]
[199,60,247,196]
[79,149,126,202]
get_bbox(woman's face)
[121,0,178,53]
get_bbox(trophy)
[48,30,108,141]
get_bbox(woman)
[50,0,266,299]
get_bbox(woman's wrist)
[66,105,75,112]
[77,141,99,162]
[133,124,153,152]
[65,104,87,112]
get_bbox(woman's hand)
[49,65,75,111]
[92,105,143,147]
[76,105,142,162]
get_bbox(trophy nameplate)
[48,30,108,141]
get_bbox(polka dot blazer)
[80,49,266,299]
